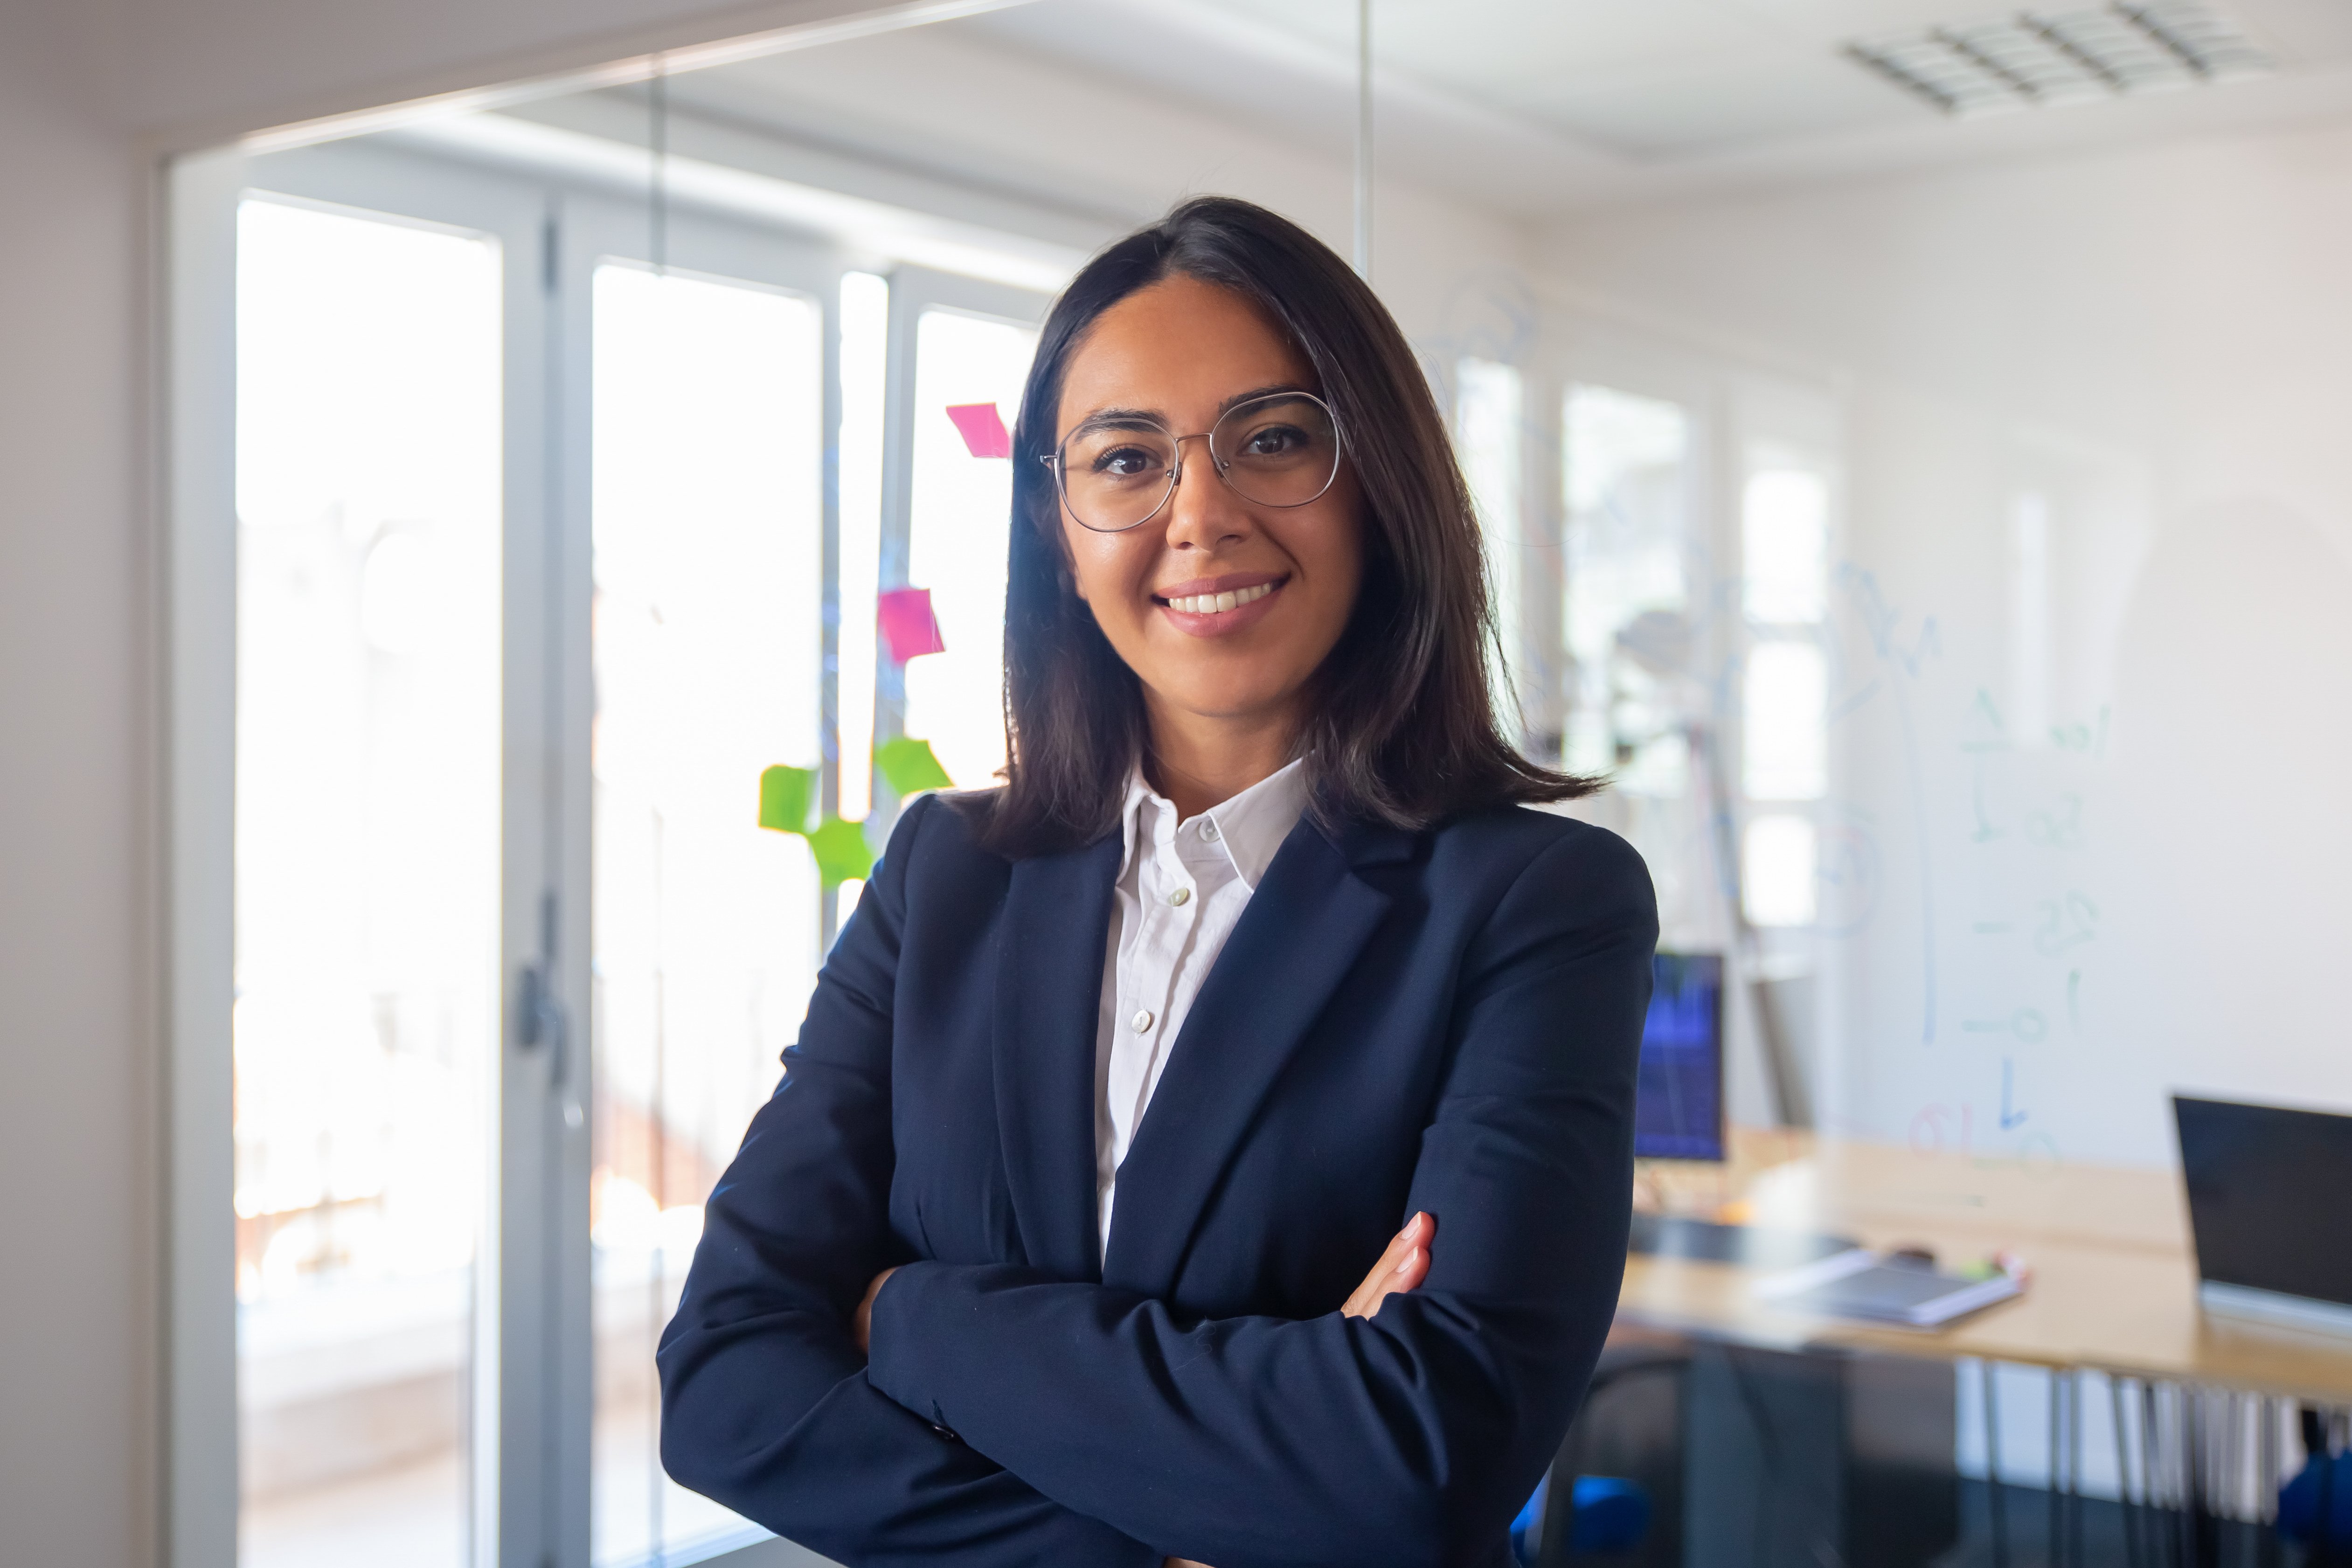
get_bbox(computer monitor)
[1634,952,1725,1162]
[2174,1094,2352,1335]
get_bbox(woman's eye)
[1092,445,1159,478]
[1242,424,1304,456]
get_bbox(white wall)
[1543,120,2352,1168]
[0,5,152,1566]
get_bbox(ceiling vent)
[1846,2,2272,115]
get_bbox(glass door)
[220,127,1053,1568]
[230,184,514,1568]
[572,208,833,1567]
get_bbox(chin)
[1159,683,1306,722]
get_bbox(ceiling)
[651,0,2352,228]
[944,0,2352,213]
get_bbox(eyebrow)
[1067,382,1317,437]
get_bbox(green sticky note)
[758,764,816,835]
[874,735,954,797]
[806,814,876,886]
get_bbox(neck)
[1142,695,1298,820]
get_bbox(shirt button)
[1168,887,1191,907]
[1131,1009,1154,1033]
[1199,820,1221,842]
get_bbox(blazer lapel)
[1102,817,1412,1294]
[992,830,1123,1283]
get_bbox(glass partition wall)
[203,13,1875,1562]
[222,89,1055,1568]
[217,73,1845,1565]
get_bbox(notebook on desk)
[1751,1249,2023,1329]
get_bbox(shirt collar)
[1118,758,1310,892]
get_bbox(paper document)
[1752,1249,2024,1329]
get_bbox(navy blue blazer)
[659,790,1657,1568]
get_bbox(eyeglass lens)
[1056,392,1339,533]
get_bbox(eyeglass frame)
[1037,389,1346,534]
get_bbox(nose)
[1165,434,1249,553]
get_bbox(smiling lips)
[1165,582,1275,615]
[1153,573,1288,635]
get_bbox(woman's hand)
[874,1214,1429,1567]
[1155,1224,1429,1568]
[1343,1211,1434,1319]
[852,1266,899,1356]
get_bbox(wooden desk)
[1621,1129,2352,1404]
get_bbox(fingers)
[1342,1215,1416,1316]
[1388,1232,1431,1298]
[1343,1212,1434,1320]
[1342,1214,1415,1317]
[852,1265,898,1355]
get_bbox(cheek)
[1063,530,1146,618]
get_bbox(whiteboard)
[1820,409,2352,1169]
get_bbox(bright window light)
[837,271,888,819]
[233,194,501,1568]
[588,260,824,1568]
[1744,813,1819,927]
[1561,384,1691,777]
[1742,467,1828,624]
[1457,358,1524,718]
[903,307,1039,791]
[1744,640,1828,800]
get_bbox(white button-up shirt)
[1094,759,1309,1258]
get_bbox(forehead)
[1056,275,1313,432]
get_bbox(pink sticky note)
[944,402,1012,458]
[877,586,946,663]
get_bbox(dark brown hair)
[967,195,1596,858]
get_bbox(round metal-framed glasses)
[1041,389,1344,534]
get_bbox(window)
[1739,450,1833,929]
[902,306,1041,791]
[1455,358,1525,727]
[836,271,890,823]
[587,262,826,1566]
[1561,383,1706,941]
[232,195,503,1568]
[207,128,1056,1568]
[1742,641,1827,800]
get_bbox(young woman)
[659,197,1657,1568]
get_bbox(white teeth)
[1168,582,1274,614]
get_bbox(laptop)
[2174,1094,2352,1336]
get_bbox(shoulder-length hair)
[967,194,1596,858]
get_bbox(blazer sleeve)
[863,821,1657,1568]
[656,794,1162,1568]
